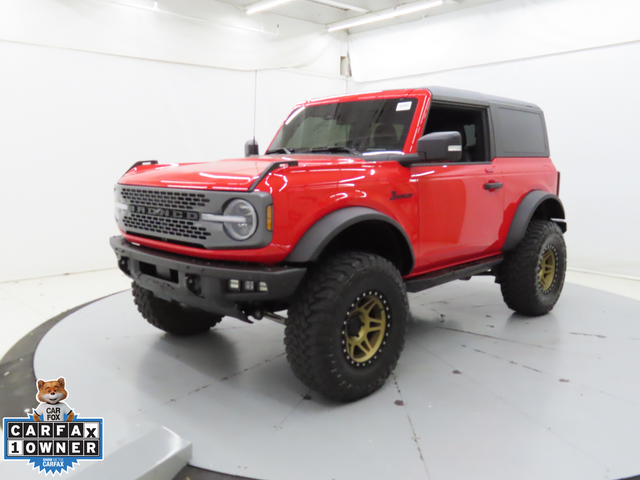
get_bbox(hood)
[119,155,368,191]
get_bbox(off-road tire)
[132,282,222,335]
[285,252,409,402]
[499,220,566,316]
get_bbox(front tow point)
[186,275,201,296]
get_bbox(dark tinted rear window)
[496,107,548,156]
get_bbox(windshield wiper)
[265,147,292,155]
[307,146,361,156]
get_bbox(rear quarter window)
[495,107,549,157]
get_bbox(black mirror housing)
[416,131,462,162]
[245,139,259,157]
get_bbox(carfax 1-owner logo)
[3,377,103,474]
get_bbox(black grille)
[123,215,211,241]
[121,187,210,210]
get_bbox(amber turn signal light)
[266,205,273,231]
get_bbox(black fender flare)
[502,190,566,252]
[285,207,415,273]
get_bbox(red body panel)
[118,89,558,277]
[411,162,505,273]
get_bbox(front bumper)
[110,236,306,321]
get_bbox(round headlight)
[223,199,257,241]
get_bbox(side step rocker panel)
[404,255,503,293]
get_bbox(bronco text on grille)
[119,187,213,244]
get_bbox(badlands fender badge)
[390,191,413,201]
[3,376,104,475]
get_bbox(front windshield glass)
[267,98,418,156]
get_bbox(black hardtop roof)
[424,86,541,110]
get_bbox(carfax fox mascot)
[33,377,75,422]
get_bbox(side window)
[424,104,489,162]
[495,107,547,156]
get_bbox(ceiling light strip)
[101,0,278,35]
[313,0,369,13]
[246,0,296,15]
[327,0,444,31]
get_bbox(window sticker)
[396,101,412,112]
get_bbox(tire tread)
[132,282,222,335]
[499,220,566,316]
[285,252,409,401]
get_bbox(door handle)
[484,182,503,191]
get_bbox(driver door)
[412,104,505,273]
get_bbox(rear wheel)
[499,220,566,316]
[132,282,222,335]
[285,252,409,402]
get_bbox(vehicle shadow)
[133,320,309,409]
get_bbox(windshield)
[267,98,418,156]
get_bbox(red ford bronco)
[111,87,567,401]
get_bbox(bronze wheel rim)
[342,291,389,366]
[539,247,557,292]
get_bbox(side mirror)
[416,131,462,162]
[245,139,259,157]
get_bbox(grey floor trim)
[174,465,254,480]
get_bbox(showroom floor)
[1,269,640,480]
[0,269,132,360]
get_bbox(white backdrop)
[0,0,343,74]
[0,41,346,282]
[348,41,640,278]
[348,0,640,83]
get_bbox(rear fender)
[503,191,566,252]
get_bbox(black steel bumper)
[110,236,306,322]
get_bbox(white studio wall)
[348,37,640,278]
[348,0,640,83]
[0,40,346,283]
[0,0,347,282]
[0,0,344,75]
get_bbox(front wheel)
[285,252,409,402]
[498,220,567,316]
[132,283,222,335]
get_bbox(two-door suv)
[111,87,567,401]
